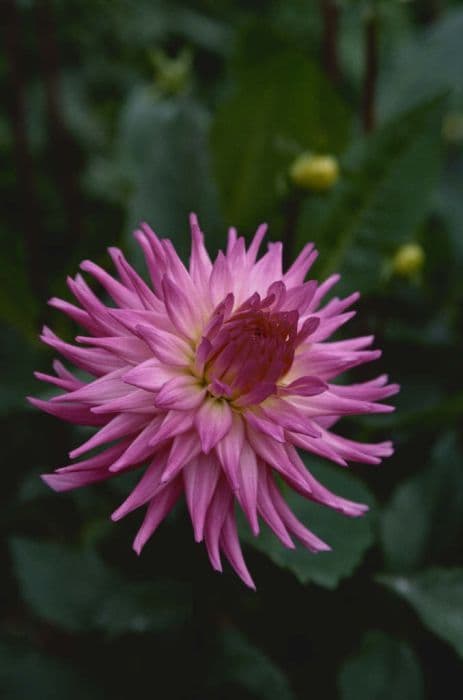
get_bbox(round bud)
[289,153,339,192]
[392,243,425,277]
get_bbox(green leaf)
[211,50,351,229]
[97,581,190,637]
[296,95,445,294]
[243,458,375,588]
[10,538,117,633]
[435,168,463,265]
[378,569,463,658]
[381,432,463,572]
[339,631,424,700]
[0,639,103,700]
[379,9,463,119]
[117,89,223,263]
[9,538,187,636]
[211,627,295,700]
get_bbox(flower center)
[197,298,299,404]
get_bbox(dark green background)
[1,1,463,698]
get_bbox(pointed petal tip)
[317,542,332,553]
[244,576,257,591]
[40,473,60,491]
[211,560,223,574]
[111,507,124,522]
[193,529,204,543]
[132,541,143,557]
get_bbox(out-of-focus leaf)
[379,569,463,658]
[339,631,424,700]
[9,538,186,637]
[210,627,295,700]
[211,50,351,229]
[0,639,102,700]
[0,230,38,338]
[113,0,231,55]
[297,96,445,294]
[10,538,116,633]
[381,432,463,572]
[97,581,190,636]
[118,89,222,263]
[0,326,39,416]
[435,164,463,265]
[379,9,463,119]
[243,458,375,589]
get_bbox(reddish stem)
[320,0,340,84]
[362,10,379,134]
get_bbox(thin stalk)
[320,0,340,84]
[362,8,379,134]
[35,0,82,246]
[2,0,46,300]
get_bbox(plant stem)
[35,0,83,248]
[362,9,379,134]
[1,0,46,301]
[320,0,340,84]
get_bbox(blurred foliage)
[1,0,463,698]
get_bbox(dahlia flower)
[31,216,398,588]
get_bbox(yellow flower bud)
[289,153,339,192]
[392,243,425,277]
[150,48,192,95]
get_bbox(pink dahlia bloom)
[31,216,398,588]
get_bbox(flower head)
[31,216,398,589]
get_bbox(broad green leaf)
[379,9,463,119]
[10,538,117,633]
[9,538,187,636]
[118,89,222,263]
[297,96,445,294]
[381,432,463,572]
[97,581,190,636]
[0,639,103,700]
[379,569,463,658]
[210,627,295,700]
[339,631,424,700]
[435,168,463,265]
[243,458,375,588]
[211,50,351,229]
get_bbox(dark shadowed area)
[1,1,463,698]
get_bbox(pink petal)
[236,440,259,535]
[112,448,169,520]
[215,413,245,491]
[149,409,194,447]
[195,398,233,453]
[135,324,193,367]
[69,413,148,459]
[257,467,295,548]
[183,454,220,541]
[161,431,201,484]
[132,477,182,554]
[122,359,182,393]
[204,476,232,572]
[155,375,206,411]
[220,509,256,590]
